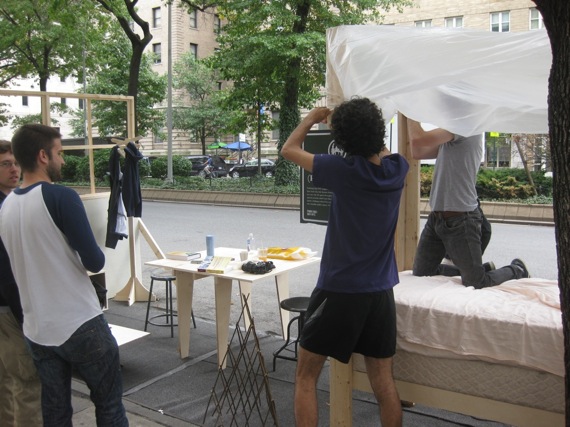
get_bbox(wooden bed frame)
[329,354,564,427]
[327,115,565,426]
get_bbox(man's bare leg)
[364,356,402,427]
[294,347,327,427]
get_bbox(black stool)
[272,296,310,371]
[144,270,196,338]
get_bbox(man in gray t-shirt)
[407,118,529,289]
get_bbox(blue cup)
[206,235,214,257]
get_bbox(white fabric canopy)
[326,25,551,136]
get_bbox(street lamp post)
[166,3,174,183]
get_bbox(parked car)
[229,159,275,178]
[187,155,228,178]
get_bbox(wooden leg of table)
[175,271,194,359]
[274,273,290,339]
[238,281,252,331]
[215,277,233,369]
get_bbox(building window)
[445,16,463,28]
[152,43,162,64]
[60,76,65,82]
[217,82,222,90]
[490,11,510,32]
[530,8,544,30]
[78,99,84,109]
[189,9,197,28]
[214,15,221,33]
[61,97,66,105]
[190,43,198,59]
[153,133,163,144]
[152,7,161,28]
[415,20,432,28]
[22,96,28,106]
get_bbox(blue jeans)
[413,210,522,289]
[25,314,128,427]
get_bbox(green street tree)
[179,0,410,185]
[172,53,239,154]
[531,0,570,421]
[69,27,166,138]
[0,0,109,91]
[93,0,154,135]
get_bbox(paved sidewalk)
[72,379,194,426]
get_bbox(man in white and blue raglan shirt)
[0,124,128,427]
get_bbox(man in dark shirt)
[0,139,42,425]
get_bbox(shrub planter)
[71,187,553,225]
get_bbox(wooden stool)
[272,296,310,371]
[144,270,196,338]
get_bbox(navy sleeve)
[0,237,24,323]
[42,185,105,272]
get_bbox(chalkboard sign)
[300,130,346,225]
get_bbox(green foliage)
[140,174,298,194]
[172,54,236,153]
[61,154,82,181]
[10,103,67,130]
[418,166,553,200]
[149,156,194,178]
[139,158,151,178]
[62,149,112,182]
[207,0,410,186]
[0,0,111,90]
[150,156,168,178]
[172,156,192,176]
[420,165,433,197]
[69,26,166,138]
[0,103,8,127]
[75,157,91,182]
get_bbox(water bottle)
[206,235,214,257]
[247,233,255,252]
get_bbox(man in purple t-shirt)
[281,97,408,427]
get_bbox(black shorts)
[299,287,396,364]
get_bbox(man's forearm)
[282,119,314,158]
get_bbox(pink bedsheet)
[395,271,563,376]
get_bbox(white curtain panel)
[326,25,551,136]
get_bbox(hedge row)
[62,149,191,182]
[62,151,552,202]
[420,165,553,200]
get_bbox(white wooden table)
[145,247,320,367]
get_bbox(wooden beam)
[395,113,420,271]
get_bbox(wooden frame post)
[395,113,420,271]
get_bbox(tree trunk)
[275,64,302,186]
[512,135,537,196]
[96,0,153,137]
[532,1,570,422]
[128,43,144,135]
[274,0,311,186]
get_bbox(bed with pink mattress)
[329,271,564,427]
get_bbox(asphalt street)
[137,201,558,336]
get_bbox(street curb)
[72,187,554,226]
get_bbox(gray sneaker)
[483,261,496,272]
[511,258,530,278]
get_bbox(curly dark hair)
[330,97,386,158]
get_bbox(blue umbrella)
[225,141,252,151]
